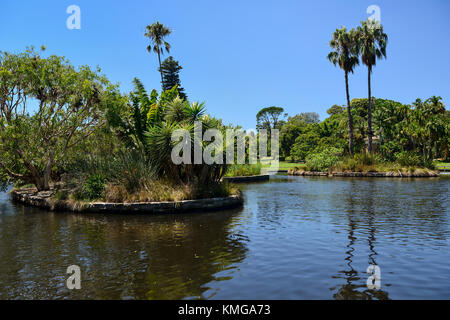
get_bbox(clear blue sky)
[1,0,449,129]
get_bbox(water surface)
[0,175,449,299]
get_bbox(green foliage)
[225,164,262,177]
[144,21,172,85]
[395,151,422,167]
[256,106,286,131]
[305,147,342,172]
[290,126,321,161]
[159,56,187,100]
[327,26,360,155]
[0,48,114,191]
[79,174,106,201]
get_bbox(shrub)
[225,163,261,177]
[353,152,382,166]
[305,147,342,172]
[79,174,106,200]
[395,151,422,167]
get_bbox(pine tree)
[159,56,187,100]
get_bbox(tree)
[280,115,308,157]
[357,19,388,153]
[0,49,112,191]
[256,106,285,131]
[328,27,360,155]
[144,21,172,86]
[160,56,187,100]
[327,104,344,116]
[297,112,320,124]
[290,124,321,161]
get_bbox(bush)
[78,174,106,200]
[305,147,342,172]
[225,163,261,177]
[395,151,422,167]
[353,152,382,166]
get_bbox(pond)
[0,175,449,300]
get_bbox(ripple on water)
[0,175,449,299]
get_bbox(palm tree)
[328,27,360,155]
[357,19,387,153]
[144,21,172,86]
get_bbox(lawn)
[434,161,450,167]
[261,161,306,170]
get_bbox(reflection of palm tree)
[332,181,389,300]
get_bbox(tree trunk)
[345,71,354,155]
[157,50,164,89]
[367,65,373,153]
[30,162,52,191]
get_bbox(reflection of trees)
[0,205,248,299]
[332,180,390,300]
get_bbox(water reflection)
[331,180,390,300]
[0,206,248,299]
[0,176,449,299]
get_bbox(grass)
[435,161,450,167]
[51,180,239,204]
[225,163,262,177]
[225,161,306,176]
[103,180,238,203]
[260,161,306,170]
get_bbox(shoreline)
[10,189,243,214]
[223,174,270,183]
[288,168,440,178]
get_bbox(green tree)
[290,124,321,161]
[279,115,308,157]
[160,56,187,100]
[328,27,360,155]
[0,49,111,191]
[144,21,172,86]
[357,19,388,153]
[256,106,285,131]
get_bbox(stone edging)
[10,189,243,214]
[222,175,270,183]
[288,169,440,177]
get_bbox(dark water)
[0,175,449,300]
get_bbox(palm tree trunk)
[367,65,373,153]
[345,71,354,155]
[157,50,164,89]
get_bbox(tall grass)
[225,163,262,177]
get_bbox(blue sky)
[1,0,449,129]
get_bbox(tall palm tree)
[144,21,172,86]
[328,27,360,155]
[357,19,387,153]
